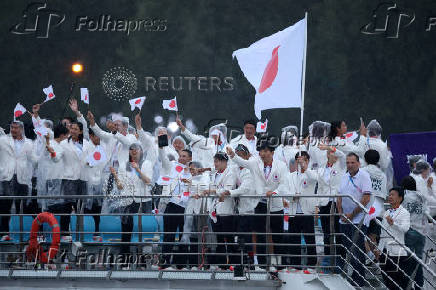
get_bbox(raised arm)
[69,98,89,140]
[87,111,113,143]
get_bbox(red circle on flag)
[93,151,101,161]
[369,207,375,215]
[162,177,170,181]
[135,99,141,104]
[169,100,176,108]
[14,110,23,117]
[261,123,266,129]
[258,45,280,94]
[48,93,54,98]
[175,165,183,172]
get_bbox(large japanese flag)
[233,16,307,119]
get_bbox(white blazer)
[285,171,318,215]
[231,154,288,212]
[60,138,93,181]
[185,173,210,215]
[0,135,37,187]
[229,134,258,156]
[229,167,258,214]
[209,167,237,215]
[306,149,346,206]
[378,205,410,256]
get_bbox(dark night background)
[0,0,435,140]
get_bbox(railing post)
[138,201,143,243]
[19,199,24,243]
[329,201,335,267]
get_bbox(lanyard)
[348,175,363,193]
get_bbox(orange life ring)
[26,212,61,263]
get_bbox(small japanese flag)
[152,208,159,215]
[283,206,290,231]
[13,103,27,120]
[43,85,55,102]
[87,146,107,167]
[256,119,268,133]
[209,210,217,223]
[129,96,146,111]
[80,88,89,104]
[162,97,178,111]
[34,126,48,137]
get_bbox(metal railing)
[0,193,435,289]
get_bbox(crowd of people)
[1,100,436,289]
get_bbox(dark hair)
[256,134,277,152]
[68,121,84,144]
[235,144,250,154]
[54,124,69,139]
[61,117,74,123]
[214,152,229,161]
[347,152,360,162]
[181,149,192,158]
[295,151,310,161]
[328,120,344,140]
[23,121,36,140]
[364,149,380,165]
[389,186,405,203]
[243,120,256,128]
[401,176,417,191]
[89,128,95,136]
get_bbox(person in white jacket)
[0,121,38,241]
[285,151,319,271]
[44,124,70,236]
[180,161,210,269]
[83,128,113,242]
[158,146,192,270]
[305,144,346,266]
[307,121,330,170]
[219,144,257,266]
[116,143,153,256]
[375,187,410,290]
[229,120,258,156]
[359,120,389,171]
[202,152,237,270]
[227,140,288,270]
[59,121,93,242]
[274,125,300,170]
[410,160,436,217]
[87,111,136,169]
[362,149,388,263]
[327,120,366,158]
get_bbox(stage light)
[72,63,83,73]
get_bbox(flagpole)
[299,11,308,139]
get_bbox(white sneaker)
[1,235,11,241]
[179,267,189,271]
[209,265,218,271]
[191,266,199,271]
[287,267,300,273]
[165,266,176,271]
[61,235,72,242]
[254,266,265,272]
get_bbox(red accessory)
[26,212,60,264]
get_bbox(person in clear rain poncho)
[274,125,301,170]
